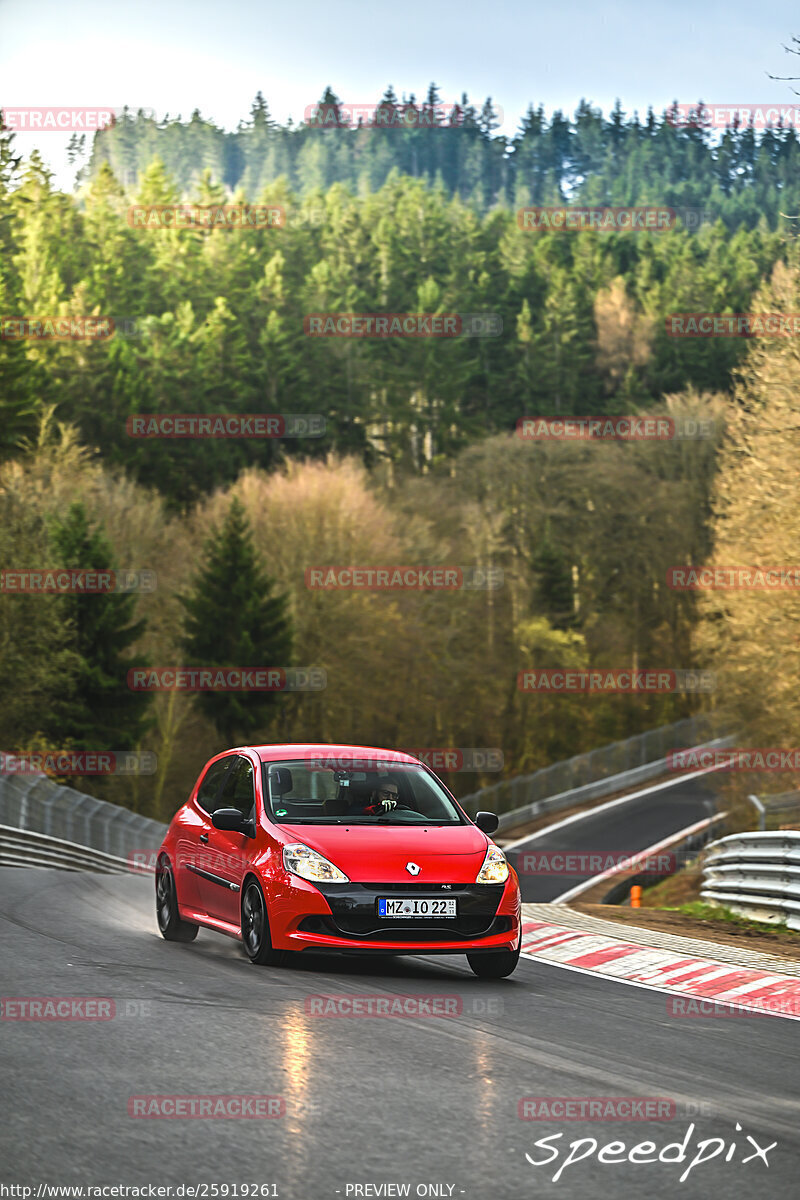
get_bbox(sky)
[2,0,799,189]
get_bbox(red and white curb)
[520,920,800,1021]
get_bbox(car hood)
[279,822,490,884]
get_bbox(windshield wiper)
[272,817,351,824]
[373,816,456,824]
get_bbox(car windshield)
[261,758,465,824]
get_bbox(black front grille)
[310,882,505,940]
[298,915,513,942]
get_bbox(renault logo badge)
[406,862,420,875]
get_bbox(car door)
[177,754,234,914]
[197,755,257,926]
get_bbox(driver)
[345,776,402,817]
[366,778,401,814]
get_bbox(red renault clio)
[155,744,521,978]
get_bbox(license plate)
[378,897,457,918]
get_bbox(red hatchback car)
[156,744,521,978]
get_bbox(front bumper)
[269,874,521,954]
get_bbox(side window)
[220,756,256,821]
[195,757,233,814]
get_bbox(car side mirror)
[475,811,499,835]
[212,807,255,836]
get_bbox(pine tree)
[42,502,153,750]
[179,498,293,744]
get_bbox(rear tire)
[156,859,198,942]
[241,879,287,966]
[466,945,520,979]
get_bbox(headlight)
[476,843,509,884]
[283,842,349,884]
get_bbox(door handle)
[199,833,209,843]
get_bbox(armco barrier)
[459,714,720,825]
[476,735,732,836]
[0,764,166,863]
[0,825,137,873]
[701,831,800,931]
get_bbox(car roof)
[238,743,422,766]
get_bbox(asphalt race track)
[1,867,798,1199]
[507,775,720,902]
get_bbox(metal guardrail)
[0,825,137,874]
[701,831,800,931]
[747,790,800,831]
[460,714,719,822]
[492,735,732,836]
[0,765,166,861]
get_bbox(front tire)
[156,860,198,942]
[466,945,520,979]
[241,879,287,966]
